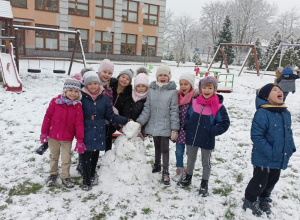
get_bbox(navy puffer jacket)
[81,90,129,152]
[251,97,296,169]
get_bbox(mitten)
[40,133,48,144]
[74,141,86,154]
[170,131,178,141]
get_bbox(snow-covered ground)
[0,60,299,220]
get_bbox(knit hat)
[257,83,281,101]
[282,65,293,75]
[98,59,114,73]
[63,78,82,99]
[118,69,133,83]
[179,72,195,87]
[80,66,94,76]
[83,71,101,86]
[199,76,218,91]
[156,65,171,79]
[134,73,149,89]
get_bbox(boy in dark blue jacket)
[243,83,296,217]
[177,76,230,196]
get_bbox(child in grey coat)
[137,65,180,186]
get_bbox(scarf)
[100,79,108,86]
[260,104,287,113]
[178,89,194,106]
[55,96,81,105]
[196,94,219,117]
[156,81,167,88]
[85,86,104,100]
[132,89,148,102]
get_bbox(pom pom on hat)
[199,76,218,91]
[134,73,149,89]
[74,73,82,81]
[118,69,133,83]
[156,65,171,79]
[80,67,94,76]
[257,83,281,101]
[179,72,195,87]
[83,71,101,86]
[98,59,114,73]
[136,66,148,76]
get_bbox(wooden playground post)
[220,46,229,73]
[68,32,79,76]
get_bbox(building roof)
[0,1,13,20]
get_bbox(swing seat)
[27,68,41,73]
[53,69,66,74]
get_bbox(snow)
[0,53,21,87]
[0,60,299,220]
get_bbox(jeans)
[175,143,185,167]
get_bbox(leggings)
[153,136,170,171]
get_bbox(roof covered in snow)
[0,1,13,20]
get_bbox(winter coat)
[185,95,230,150]
[41,95,84,142]
[81,89,129,152]
[277,73,299,93]
[137,81,180,137]
[251,97,296,170]
[123,97,147,121]
[110,78,132,116]
[176,103,191,144]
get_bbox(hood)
[149,81,177,90]
[217,94,224,104]
[255,96,285,110]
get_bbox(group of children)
[40,60,297,217]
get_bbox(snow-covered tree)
[214,15,235,68]
[192,53,202,65]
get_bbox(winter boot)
[152,164,161,173]
[198,179,208,197]
[242,199,262,217]
[62,178,74,188]
[46,174,58,187]
[91,174,99,185]
[82,185,92,191]
[162,170,170,186]
[172,167,185,182]
[76,154,84,175]
[177,174,192,188]
[259,197,272,216]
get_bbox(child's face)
[118,74,130,87]
[136,84,148,94]
[65,89,80,100]
[201,83,215,99]
[180,79,192,95]
[157,74,169,83]
[99,70,113,82]
[267,86,283,105]
[86,82,100,93]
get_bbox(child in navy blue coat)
[81,71,129,191]
[177,76,230,196]
[243,83,296,217]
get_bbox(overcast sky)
[166,0,298,20]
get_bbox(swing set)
[262,42,300,76]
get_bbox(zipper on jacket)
[154,87,161,133]
[192,105,205,146]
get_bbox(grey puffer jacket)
[137,81,179,137]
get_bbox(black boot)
[199,179,208,197]
[259,197,272,216]
[76,154,83,175]
[162,170,170,186]
[152,164,161,173]
[177,174,192,188]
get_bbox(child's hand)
[170,130,178,141]
[40,133,48,144]
[74,141,86,154]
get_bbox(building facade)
[9,0,166,62]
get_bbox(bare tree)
[170,15,195,66]
[163,9,174,44]
[276,6,300,39]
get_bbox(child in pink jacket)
[40,78,85,188]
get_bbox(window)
[122,0,138,23]
[68,28,88,52]
[35,0,58,12]
[10,0,27,8]
[95,31,113,54]
[121,34,136,55]
[96,0,114,20]
[143,4,158,25]
[13,22,25,55]
[142,36,156,56]
[35,25,59,50]
[69,0,89,16]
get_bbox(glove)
[40,133,48,144]
[74,141,86,154]
[170,131,178,141]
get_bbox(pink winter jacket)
[41,95,84,142]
